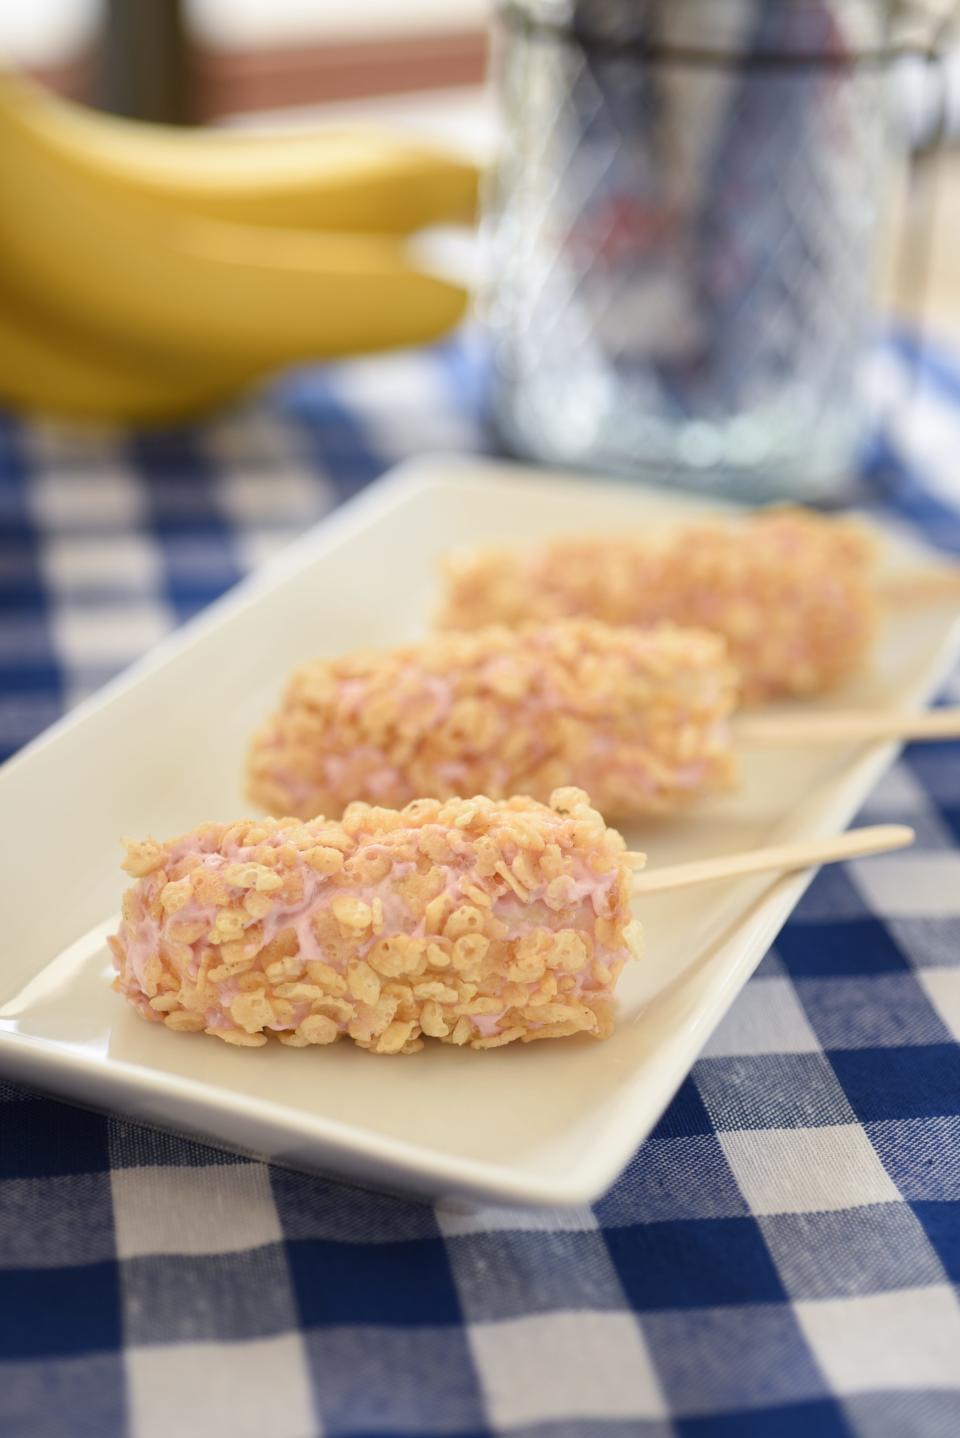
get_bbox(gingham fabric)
[2,332,960,1438]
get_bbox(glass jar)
[483,0,906,500]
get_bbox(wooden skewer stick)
[879,569,960,605]
[630,824,914,895]
[736,708,960,746]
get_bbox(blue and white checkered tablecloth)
[2,332,960,1438]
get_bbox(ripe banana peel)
[0,72,479,232]
[0,281,250,422]
[0,70,480,422]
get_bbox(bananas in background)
[0,71,479,421]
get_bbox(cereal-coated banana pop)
[111,788,641,1055]
[247,619,738,822]
[437,508,875,702]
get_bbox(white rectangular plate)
[2,457,958,1208]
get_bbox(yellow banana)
[0,70,479,233]
[0,94,468,366]
[0,70,475,421]
[0,283,252,421]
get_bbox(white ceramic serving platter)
[1,457,958,1208]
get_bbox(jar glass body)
[484,0,899,499]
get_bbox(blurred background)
[3,0,960,495]
[1,1,489,121]
[3,0,958,344]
